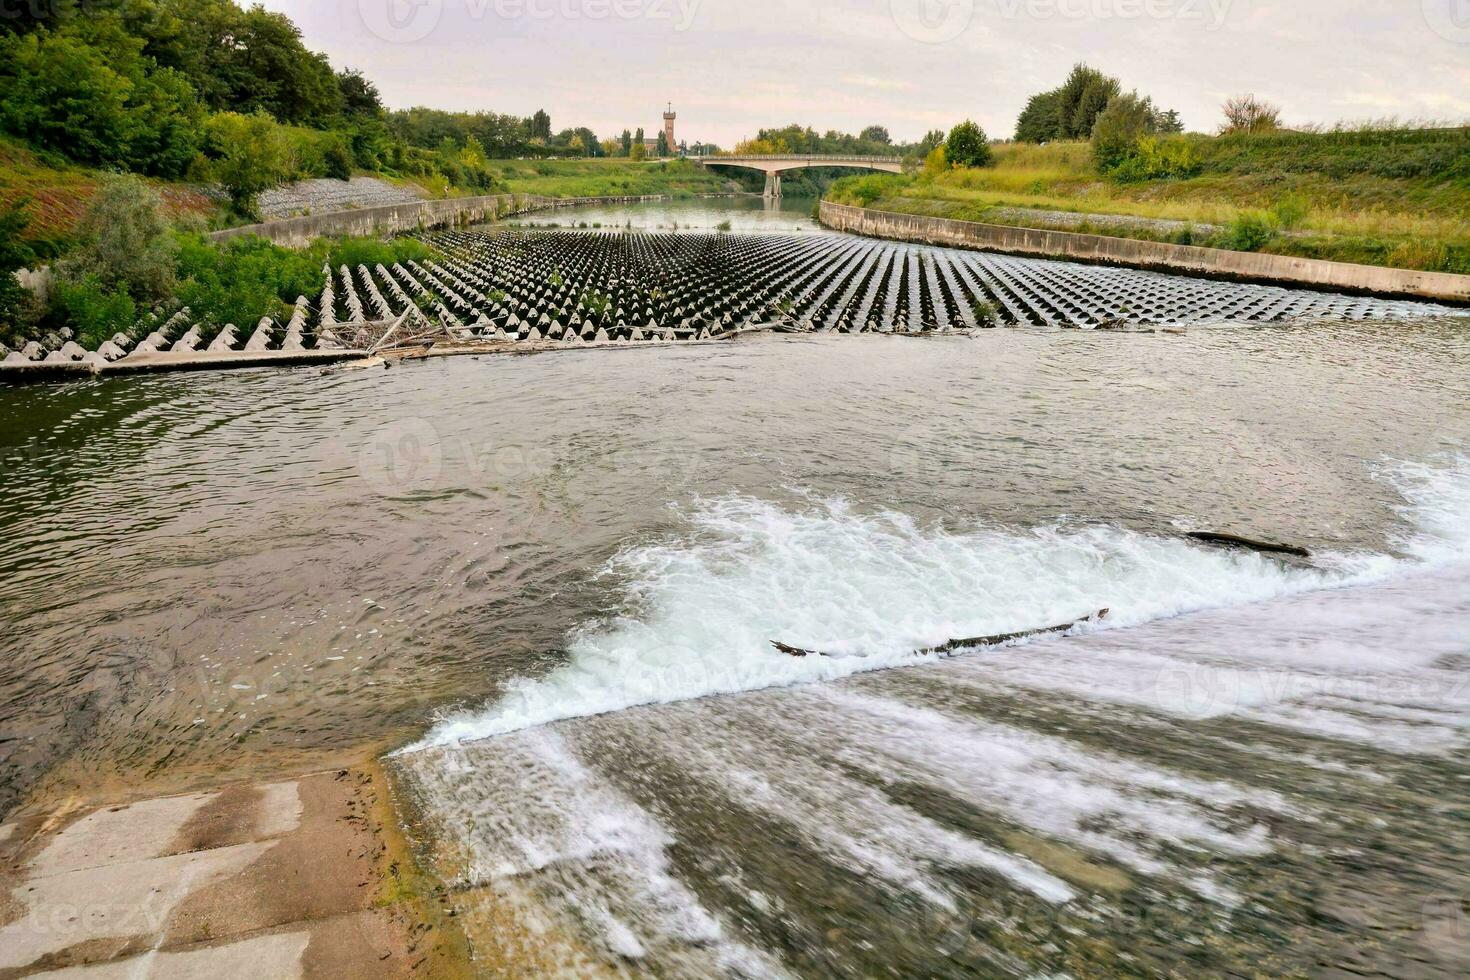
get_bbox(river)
[1,197,1467,975]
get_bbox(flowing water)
[1,199,1468,975]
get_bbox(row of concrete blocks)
[424,229,1453,330]
[1,295,344,367]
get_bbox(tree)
[1015,90,1063,143]
[620,128,632,156]
[205,111,292,218]
[338,69,383,119]
[923,144,948,176]
[573,127,600,157]
[914,128,946,158]
[530,109,552,141]
[945,121,992,168]
[1153,108,1185,134]
[1221,94,1281,134]
[1056,63,1121,139]
[630,141,647,162]
[655,130,670,158]
[0,29,200,176]
[63,175,177,305]
[227,6,343,126]
[860,125,892,145]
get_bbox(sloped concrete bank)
[208,192,678,248]
[0,763,471,978]
[820,200,1470,305]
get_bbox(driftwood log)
[772,608,1111,659]
[1186,531,1310,559]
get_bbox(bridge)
[697,154,905,198]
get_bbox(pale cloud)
[259,0,1470,145]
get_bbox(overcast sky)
[259,0,1470,146]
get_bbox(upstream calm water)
[1,201,1468,975]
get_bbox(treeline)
[386,107,596,159]
[0,0,582,216]
[733,125,916,157]
[1010,64,1194,181]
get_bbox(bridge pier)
[763,172,783,200]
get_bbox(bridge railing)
[702,154,905,164]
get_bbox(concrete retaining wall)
[820,201,1470,305]
[208,193,675,248]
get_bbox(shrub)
[827,172,910,207]
[0,200,34,331]
[1218,211,1279,251]
[1272,193,1309,230]
[50,276,137,349]
[204,112,293,218]
[1221,94,1282,134]
[1108,135,1203,182]
[1091,92,1155,173]
[63,175,177,304]
[972,299,1000,327]
[945,121,992,169]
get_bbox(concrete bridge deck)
[698,154,904,197]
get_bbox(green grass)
[826,131,1470,274]
[492,158,731,198]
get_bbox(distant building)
[663,104,676,155]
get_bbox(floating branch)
[1186,532,1310,559]
[773,609,1110,659]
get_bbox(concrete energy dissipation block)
[2,229,1456,376]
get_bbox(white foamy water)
[413,456,1469,749]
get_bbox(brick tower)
[663,104,676,157]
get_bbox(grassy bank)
[492,157,733,198]
[827,129,1470,274]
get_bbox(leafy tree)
[630,141,647,162]
[923,144,948,176]
[620,129,632,156]
[205,111,292,218]
[229,6,342,126]
[1221,94,1281,134]
[573,127,601,157]
[1057,63,1121,139]
[860,125,892,145]
[530,109,552,141]
[1015,90,1063,143]
[338,69,383,119]
[63,175,177,305]
[656,130,670,158]
[945,121,992,168]
[1154,109,1185,134]
[913,128,946,160]
[0,30,136,168]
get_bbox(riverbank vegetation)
[3,174,425,351]
[493,158,730,199]
[826,64,1470,275]
[0,0,675,245]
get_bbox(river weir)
[1,212,1456,379]
[1,198,1468,975]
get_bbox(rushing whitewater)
[413,455,1469,748]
